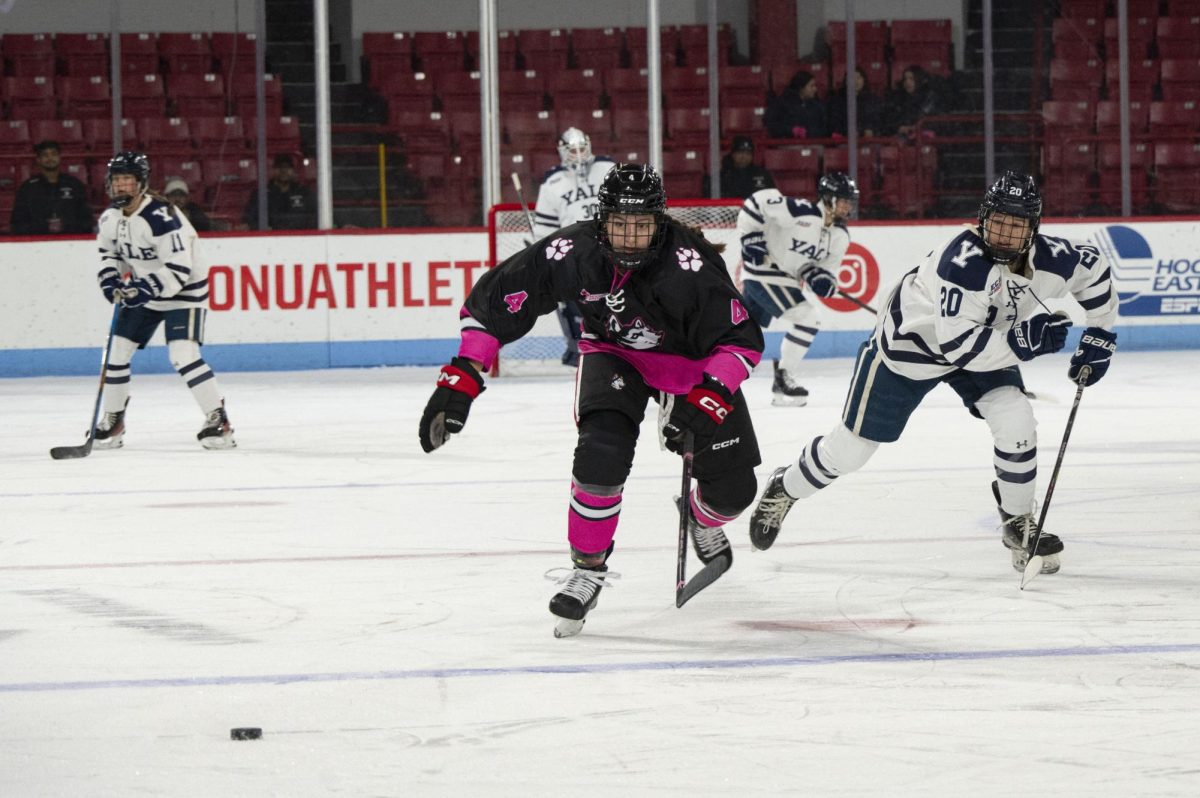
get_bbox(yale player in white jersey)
[749,172,1119,576]
[92,151,236,449]
[532,128,615,366]
[737,173,858,405]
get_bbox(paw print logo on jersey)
[545,238,574,261]
[676,247,703,272]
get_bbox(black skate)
[198,401,236,450]
[91,408,126,450]
[749,466,797,550]
[675,496,732,565]
[772,360,808,407]
[547,545,618,638]
[992,481,1062,575]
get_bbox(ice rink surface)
[2,350,1199,797]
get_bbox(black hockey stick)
[836,288,878,315]
[50,303,122,460]
[1020,365,1091,589]
[675,432,733,608]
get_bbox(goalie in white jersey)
[749,172,1119,576]
[737,173,858,405]
[532,127,616,366]
[91,151,235,450]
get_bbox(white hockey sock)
[778,324,816,375]
[176,359,223,415]
[782,425,879,499]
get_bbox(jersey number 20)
[939,285,962,317]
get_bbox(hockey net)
[485,199,743,375]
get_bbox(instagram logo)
[821,242,879,312]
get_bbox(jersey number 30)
[939,285,962,317]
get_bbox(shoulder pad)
[935,230,993,291]
[785,197,822,219]
[1030,234,1083,281]
[138,199,183,235]
[541,165,568,183]
[593,156,616,166]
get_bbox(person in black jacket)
[418,164,765,637]
[242,153,316,230]
[704,135,776,199]
[829,66,885,138]
[9,140,94,235]
[884,65,942,140]
[764,70,829,139]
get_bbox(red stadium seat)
[29,119,87,158]
[435,71,481,112]
[827,20,888,66]
[1103,59,1158,104]
[118,33,160,74]
[1167,0,1200,12]
[169,73,227,117]
[666,107,714,146]
[604,68,649,110]
[1049,58,1102,104]
[140,117,194,156]
[1123,0,1160,16]
[374,72,436,113]
[505,110,559,151]
[1160,59,1200,102]
[120,73,167,118]
[264,116,301,152]
[623,26,681,70]
[676,22,734,67]
[389,109,451,152]
[762,144,822,198]
[231,73,285,120]
[190,116,248,152]
[521,28,570,73]
[1156,17,1200,59]
[2,76,57,119]
[1102,17,1155,61]
[83,118,140,154]
[662,67,710,109]
[718,65,768,109]
[55,33,109,76]
[721,105,765,138]
[890,19,953,44]
[1051,16,1102,51]
[1059,0,1105,17]
[560,108,615,152]
[570,27,623,71]
[1149,100,1200,135]
[210,32,260,76]
[1096,141,1151,211]
[546,68,604,111]
[659,148,706,197]
[159,32,213,74]
[412,31,467,73]
[446,109,482,152]
[56,76,112,119]
[0,120,32,156]
[1153,141,1200,211]
[3,33,56,76]
[155,156,205,191]
[499,70,547,113]
[362,32,414,87]
[1042,100,1094,133]
[1096,100,1150,134]
[611,107,650,143]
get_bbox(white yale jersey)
[737,188,849,289]
[97,195,207,311]
[532,157,616,240]
[877,227,1119,381]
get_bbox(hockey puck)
[230,727,262,740]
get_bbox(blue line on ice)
[4,643,1198,693]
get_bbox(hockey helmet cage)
[106,150,151,209]
[557,127,593,174]
[978,171,1042,264]
[597,163,668,271]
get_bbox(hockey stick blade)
[1019,555,1045,590]
[49,439,94,460]
[675,551,732,608]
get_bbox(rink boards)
[1,218,1197,377]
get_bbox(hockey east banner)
[0,218,1197,377]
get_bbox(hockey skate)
[992,481,1062,575]
[91,406,127,450]
[546,546,618,638]
[197,401,236,449]
[771,360,809,407]
[749,466,798,551]
[675,496,732,565]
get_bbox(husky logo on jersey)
[607,316,663,349]
[503,290,529,313]
[731,299,749,325]
[611,374,626,391]
[545,237,574,261]
[676,247,702,271]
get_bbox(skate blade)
[1011,550,1060,578]
[200,434,237,450]
[771,394,807,407]
[553,618,586,638]
[92,436,124,450]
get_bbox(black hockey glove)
[1068,327,1116,386]
[419,356,486,453]
[662,377,734,454]
[120,274,163,308]
[740,231,767,266]
[98,267,125,304]
[799,264,838,299]
[1008,313,1071,361]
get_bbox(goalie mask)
[817,171,859,220]
[978,171,1042,265]
[557,127,593,175]
[597,163,668,271]
[105,150,151,209]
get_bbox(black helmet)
[106,151,151,209]
[818,171,860,217]
[978,171,1042,264]
[597,163,668,270]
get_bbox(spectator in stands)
[703,135,776,199]
[164,179,214,233]
[830,66,885,138]
[764,70,828,140]
[884,65,941,140]
[9,140,95,236]
[242,154,317,230]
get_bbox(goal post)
[486,199,744,373]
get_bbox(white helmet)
[557,127,593,175]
